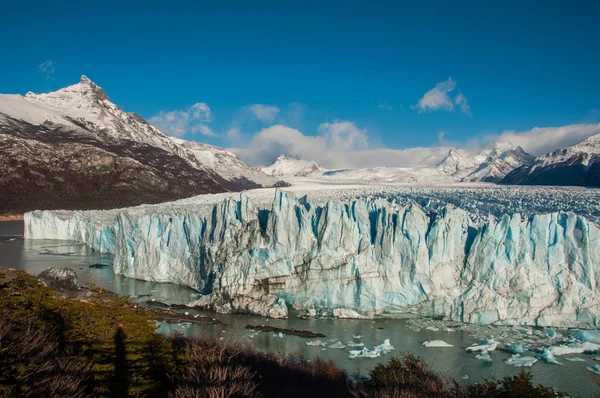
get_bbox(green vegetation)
[0,269,589,397]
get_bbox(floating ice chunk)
[349,347,381,359]
[422,340,453,348]
[503,344,525,354]
[536,349,563,365]
[476,350,493,363]
[466,339,498,352]
[346,341,364,348]
[573,330,600,344]
[329,342,346,349]
[543,328,559,339]
[373,339,394,354]
[306,339,327,347]
[545,342,600,356]
[564,357,586,362]
[462,375,469,380]
[332,308,371,319]
[321,348,327,351]
[426,326,439,331]
[352,335,363,339]
[272,332,283,338]
[441,326,456,332]
[588,364,600,375]
[505,354,537,367]
[246,330,260,339]
[513,326,533,335]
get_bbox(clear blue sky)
[1,0,599,158]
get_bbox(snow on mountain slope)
[313,147,533,184]
[436,148,484,175]
[20,76,204,169]
[463,146,535,183]
[170,137,287,188]
[262,155,323,176]
[0,76,233,213]
[502,130,600,186]
[25,186,600,327]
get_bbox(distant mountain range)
[501,133,600,186]
[1,76,598,214]
[311,145,535,184]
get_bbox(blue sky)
[1,0,599,166]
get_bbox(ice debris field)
[25,183,600,328]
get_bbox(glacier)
[25,188,600,328]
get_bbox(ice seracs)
[24,187,600,327]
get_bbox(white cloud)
[454,93,471,115]
[39,60,55,80]
[231,121,451,168]
[437,131,449,145]
[149,102,215,138]
[232,120,600,169]
[478,123,600,156]
[248,104,280,123]
[413,78,470,114]
[378,101,393,111]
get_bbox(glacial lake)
[1,220,597,397]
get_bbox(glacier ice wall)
[25,190,600,327]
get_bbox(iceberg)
[588,364,600,375]
[476,350,493,363]
[24,189,600,327]
[544,342,600,356]
[573,330,600,344]
[423,340,453,348]
[346,341,364,348]
[349,347,380,359]
[536,348,563,365]
[505,354,537,367]
[466,339,498,352]
[329,342,346,349]
[373,339,394,354]
[306,339,327,347]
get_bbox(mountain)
[502,133,600,186]
[169,137,288,188]
[436,148,483,176]
[262,155,323,177]
[317,147,532,184]
[463,146,535,183]
[0,76,236,214]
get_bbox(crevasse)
[24,190,600,327]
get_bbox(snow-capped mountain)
[436,148,484,175]
[463,146,535,183]
[170,137,288,188]
[315,146,533,184]
[0,76,234,213]
[502,132,600,186]
[262,155,323,177]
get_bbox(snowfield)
[25,181,600,327]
